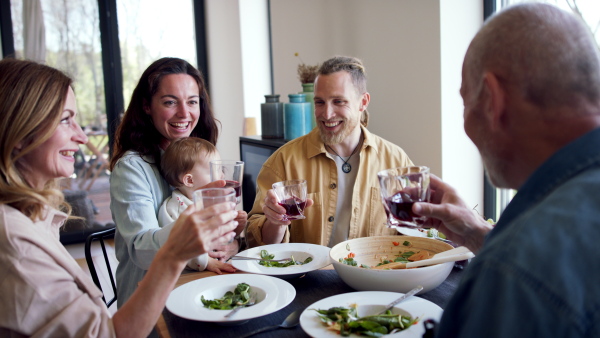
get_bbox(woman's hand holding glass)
[194,187,242,261]
[162,199,238,263]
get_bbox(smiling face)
[144,73,201,150]
[314,71,368,146]
[16,87,88,189]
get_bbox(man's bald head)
[465,3,600,113]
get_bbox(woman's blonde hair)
[0,58,73,221]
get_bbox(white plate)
[166,274,296,323]
[395,227,429,238]
[300,291,443,338]
[231,243,331,278]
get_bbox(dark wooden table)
[157,265,464,338]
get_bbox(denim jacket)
[110,150,173,307]
[437,128,600,337]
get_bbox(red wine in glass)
[385,191,423,226]
[224,180,241,197]
[278,196,306,220]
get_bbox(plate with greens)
[166,274,295,323]
[231,243,331,278]
[300,291,442,337]
[395,227,448,240]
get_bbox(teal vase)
[284,93,311,141]
[261,94,284,139]
[300,83,316,129]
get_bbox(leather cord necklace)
[327,139,361,174]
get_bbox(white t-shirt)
[327,152,360,247]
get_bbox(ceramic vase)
[284,93,311,141]
[300,82,316,129]
[261,94,284,139]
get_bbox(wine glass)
[378,166,451,243]
[272,179,307,221]
[193,187,237,210]
[210,160,244,205]
[378,166,431,228]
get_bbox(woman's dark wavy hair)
[110,57,219,170]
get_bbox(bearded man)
[245,56,413,248]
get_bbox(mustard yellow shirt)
[246,126,413,247]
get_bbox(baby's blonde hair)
[161,137,217,187]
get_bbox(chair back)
[85,226,117,307]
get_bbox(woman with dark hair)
[109,57,239,308]
[0,58,237,337]
[110,57,219,169]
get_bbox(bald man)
[412,4,600,337]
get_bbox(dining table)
[155,263,465,338]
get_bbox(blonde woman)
[0,58,237,337]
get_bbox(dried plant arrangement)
[295,53,319,84]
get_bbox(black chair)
[85,226,117,307]
[60,189,107,245]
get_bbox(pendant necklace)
[327,139,361,174]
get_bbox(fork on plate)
[224,295,257,319]
[229,256,290,262]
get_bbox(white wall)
[206,0,272,159]
[271,1,443,174]
[205,0,246,160]
[239,0,271,136]
[206,0,485,210]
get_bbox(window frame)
[482,0,499,221]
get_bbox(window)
[116,0,197,108]
[11,0,106,132]
[7,0,204,136]
[501,0,600,45]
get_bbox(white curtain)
[23,0,46,63]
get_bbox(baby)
[159,137,247,273]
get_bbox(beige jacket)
[0,204,115,337]
[246,126,413,247]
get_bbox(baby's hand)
[234,210,248,235]
[206,258,236,275]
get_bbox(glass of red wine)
[210,160,244,205]
[377,166,430,229]
[272,179,307,221]
[193,187,237,210]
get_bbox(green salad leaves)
[258,249,313,267]
[315,304,418,336]
[339,251,417,269]
[201,283,252,310]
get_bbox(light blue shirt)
[437,128,600,337]
[110,150,174,307]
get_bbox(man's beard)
[318,117,359,145]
